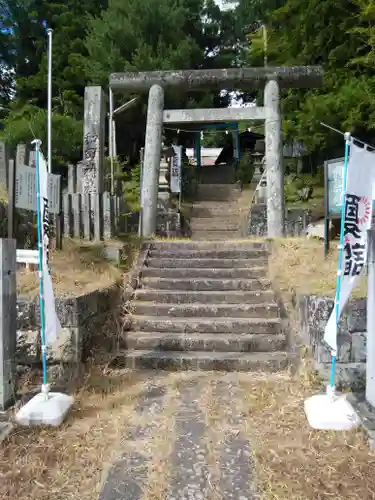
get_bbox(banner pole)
[47,29,53,174]
[34,139,49,396]
[328,132,351,394]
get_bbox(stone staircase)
[117,240,290,372]
[191,164,242,240]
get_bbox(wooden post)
[63,193,73,237]
[7,160,15,239]
[67,165,76,194]
[0,238,16,410]
[0,141,8,189]
[55,184,63,250]
[83,194,92,240]
[72,193,82,238]
[102,192,114,240]
[92,194,102,241]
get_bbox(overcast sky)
[214,0,239,10]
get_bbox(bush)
[181,159,198,201]
[236,152,255,185]
[0,104,83,171]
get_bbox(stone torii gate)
[110,67,323,238]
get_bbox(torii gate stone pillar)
[142,84,165,237]
[109,67,323,238]
[265,77,283,237]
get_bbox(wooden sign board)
[15,164,61,214]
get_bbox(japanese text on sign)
[343,193,370,277]
[171,145,182,194]
[15,164,61,214]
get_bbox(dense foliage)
[1,0,375,167]
[236,0,375,155]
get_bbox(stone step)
[191,214,240,222]
[197,183,236,192]
[150,241,267,251]
[130,316,281,334]
[134,289,275,304]
[191,207,240,218]
[148,249,268,259]
[195,187,238,202]
[140,277,271,291]
[192,200,239,207]
[195,194,238,202]
[147,258,267,269]
[141,267,267,279]
[190,219,240,231]
[133,302,279,318]
[191,230,242,241]
[110,350,290,372]
[125,332,286,353]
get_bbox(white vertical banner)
[171,145,182,194]
[324,142,375,351]
[38,151,61,344]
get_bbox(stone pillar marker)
[16,143,27,168]
[0,238,16,411]
[142,84,164,237]
[265,77,284,237]
[82,86,105,241]
[82,86,105,195]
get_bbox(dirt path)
[2,369,375,500]
[99,373,257,500]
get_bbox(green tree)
[0,103,83,171]
[83,0,237,160]
[236,0,375,155]
[0,0,107,164]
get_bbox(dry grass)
[0,369,182,500]
[0,367,154,500]
[2,370,375,500]
[188,369,375,500]
[0,184,8,203]
[270,237,367,298]
[239,368,375,500]
[17,238,139,298]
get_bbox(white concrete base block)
[15,392,74,427]
[304,389,361,431]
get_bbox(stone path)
[99,373,258,500]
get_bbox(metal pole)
[367,227,375,407]
[113,119,117,158]
[328,132,351,393]
[47,29,53,173]
[138,147,144,238]
[33,139,49,393]
[109,87,114,195]
[324,161,330,258]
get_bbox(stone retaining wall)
[16,285,121,368]
[156,211,181,237]
[14,243,151,380]
[0,202,36,247]
[248,203,311,237]
[297,295,366,389]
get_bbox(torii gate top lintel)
[109,66,323,93]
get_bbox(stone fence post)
[0,238,16,410]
